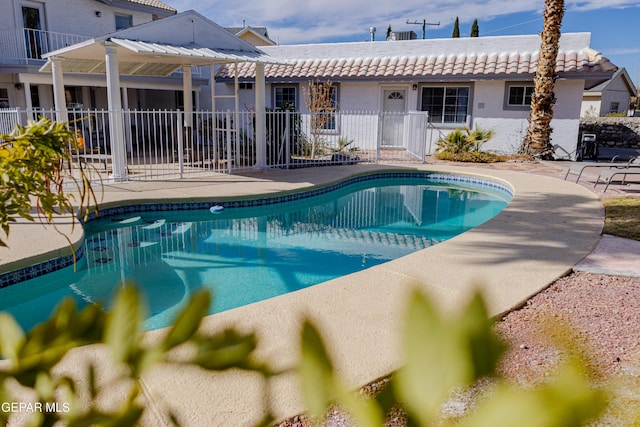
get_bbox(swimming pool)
[0,173,511,331]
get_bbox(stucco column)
[255,62,266,169]
[50,57,67,123]
[104,41,128,181]
[23,82,34,120]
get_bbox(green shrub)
[0,117,96,251]
[434,126,503,163]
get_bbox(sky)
[161,0,640,86]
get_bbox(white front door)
[382,89,406,147]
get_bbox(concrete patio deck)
[0,163,605,425]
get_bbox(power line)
[483,17,543,35]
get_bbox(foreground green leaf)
[104,285,145,365]
[163,289,211,351]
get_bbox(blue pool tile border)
[0,172,512,288]
[0,245,85,289]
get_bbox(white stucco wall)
[472,79,584,158]
[5,0,157,37]
[581,97,601,118]
[214,77,585,158]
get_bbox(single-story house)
[215,32,617,158]
[581,67,636,117]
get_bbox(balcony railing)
[0,27,203,77]
[0,28,90,64]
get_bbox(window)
[503,83,534,110]
[321,84,338,131]
[176,90,196,110]
[610,102,619,113]
[421,86,469,124]
[115,14,133,30]
[0,88,9,108]
[508,85,534,106]
[30,85,40,108]
[273,86,297,110]
[306,82,339,131]
[239,82,253,90]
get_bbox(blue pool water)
[0,175,511,331]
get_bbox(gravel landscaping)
[277,271,640,426]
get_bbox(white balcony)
[0,27,203,78]
[0,28,90,65]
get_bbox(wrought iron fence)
[0,108,430,182]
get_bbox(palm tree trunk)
[520,0,565,159]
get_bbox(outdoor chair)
[594,165,640,192]
[564,155,639,183]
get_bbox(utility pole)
[406,19,440,39]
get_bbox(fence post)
[285,110,291,170]
[177,111,184,178]
[376,112,382,164]
[226,111,232,174]
[421,112,429,163]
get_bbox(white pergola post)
[182,66,193,162]
[104,41,128,181]
[209,63,218,157]
[50,57,68,124]
[182,66,193,127]
[209,63,216,112]
[255,63,266,169]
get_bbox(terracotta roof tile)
[125,0,176,12]
[216,40,617,82]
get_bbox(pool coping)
[0,164,604,426]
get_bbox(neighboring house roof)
[216,32,616,82]
[40,11,287,77]
[584,67,636,94]
[97,0,177,14]
[125,0,176,12]
[226,26,270,39]
[226,26,276,46]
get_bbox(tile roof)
[124,0,176,12]
[216,34,616,81]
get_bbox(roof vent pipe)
[369,26,376,42]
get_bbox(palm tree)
[519,0,565,159]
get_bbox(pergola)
[40,10,289,180]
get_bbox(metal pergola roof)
[40,10,290,77]
[41,37,288,77]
